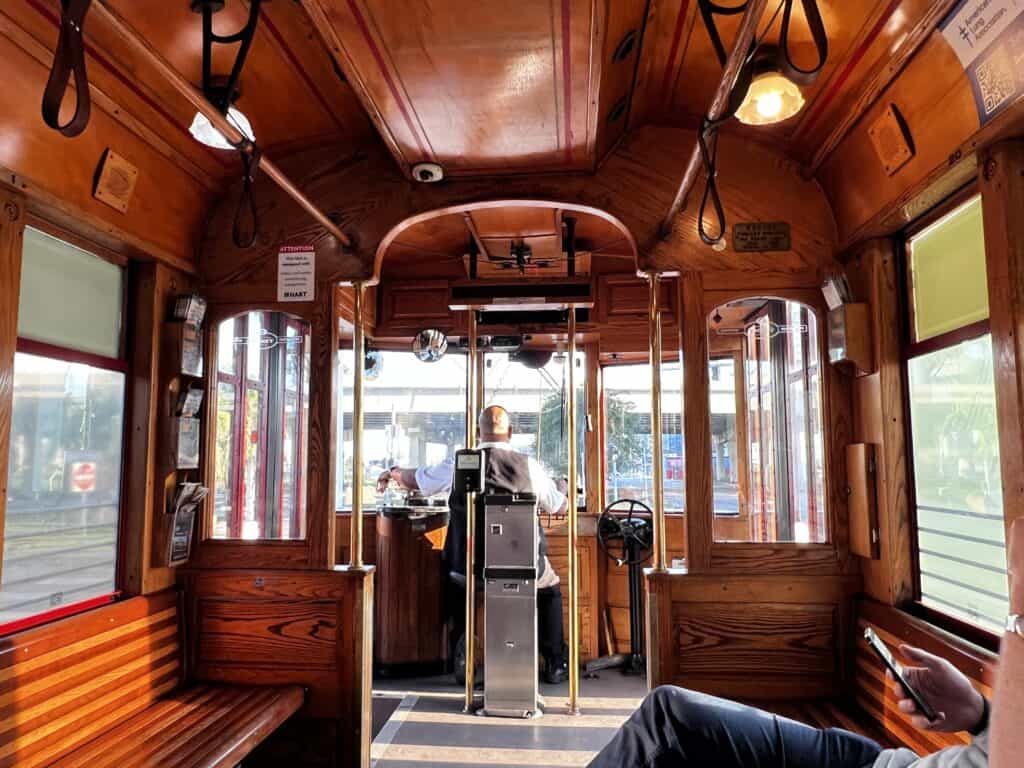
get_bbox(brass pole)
[567,308,581,714]
[476,341,486,414]
[648,274,667,571]
[464,310,479,712]
[350,283,365,568]
[91,0,353,249]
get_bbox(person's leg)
[537,584,565,661]
[589,687,881,768]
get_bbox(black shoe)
[542,657,569,685]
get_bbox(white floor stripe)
[371,693,418,768]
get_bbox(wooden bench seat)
[52,684,304,768]
[0,590,304,768]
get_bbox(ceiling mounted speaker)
[868,104,914,176]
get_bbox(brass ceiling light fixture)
[695,0,828,245]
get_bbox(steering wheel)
[597,499,654,567]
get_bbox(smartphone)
[863,628,938,722]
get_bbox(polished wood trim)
[15,338,128,373]
[0,189,25,586]
[681,272,711,572]
[980,142,1024,542]
[905,318,991,359]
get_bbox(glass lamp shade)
[188,106,255,149]
[735,72,805,126]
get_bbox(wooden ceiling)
[379,205,634,279]
[1,0,960,213]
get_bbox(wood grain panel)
[0,18,206,270]
[682,273,712,572]
[845,240,913,605]
[673,602,836,678]
[302,0,602,175]
[181,566,374,738]
[0,591,182,768]
[0,189,24,585]
[545,526,599,660]
[980,142,1024,539]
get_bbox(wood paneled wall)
[645,572,859,700]
[199,127,838,289]
[179,567,373,763]
[845,240,914,607]
[980,142,1024,541]
[820,23,1024,249]
[0,189,24,586]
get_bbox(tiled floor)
[371,673,648,766]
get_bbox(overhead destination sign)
[940,0,1024,124]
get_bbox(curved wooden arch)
[373,199,640,283]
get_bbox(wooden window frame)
[899,188,1002,651]
[1,220,129,636]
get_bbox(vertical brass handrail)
[567,308,580,714]
[649,274,667,571]
[464,310,479,712]
[350,283,365,568]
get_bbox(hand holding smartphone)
[863,628,939,722]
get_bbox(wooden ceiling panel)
[634,0,953,168]
[304,0,602,176]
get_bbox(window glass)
[484,351,586,489]
[337,350,468,508]
[2,353,124,625]
[212,312,310,539]
[603,362,683,511]
[17,227,123,358]
[908,335,1008,632]
[909,197,988,343]
[708,298,826,543]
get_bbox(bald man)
[378,404,570,685]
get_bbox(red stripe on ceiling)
[261,12,346,134]
[561,0,573,164]
[793,0,902,139]
[660,0,691,106]
[346,0,429,159]
[25,0,232,170]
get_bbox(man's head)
[479,404,513,443]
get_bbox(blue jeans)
[589,687,882,768]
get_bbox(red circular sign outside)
[71,462,97,493]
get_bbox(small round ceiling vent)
[412,162,444,183]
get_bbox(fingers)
[899,644,941,666]
[885,670,906,699]
[910,711,945,731]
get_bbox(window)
[906,195,1007,634]
[2,228,126,629]
[603,362,683,511]
[212,312,310,539]
[484,351,586,490]
[707,298,827,543]
[337,350,467,509]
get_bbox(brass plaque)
[93,149,139,214]
[732,222,791,252]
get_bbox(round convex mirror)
[412,328,448,362]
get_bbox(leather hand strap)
[42,0,93,137]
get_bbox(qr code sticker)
[976,44,1015,116]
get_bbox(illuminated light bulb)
[189,106,255,149]
[755,91,784,120]
[735,71,805,126]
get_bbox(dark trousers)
[449,581,565,663]
[589,687,882,768]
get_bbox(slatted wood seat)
[52,684,304,768]
[0,590,304,768]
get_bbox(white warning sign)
[277,246,315,302]
[940,0,1023,68]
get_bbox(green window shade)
[909,197,988,343]
[17,228,123,359]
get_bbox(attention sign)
[732,222,792,252]
[277,246,316,302]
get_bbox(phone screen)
[863,628,938,722]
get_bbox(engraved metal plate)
[732,222,791,252]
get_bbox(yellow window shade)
[909,196,988,343]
